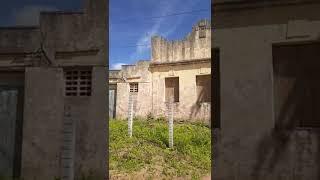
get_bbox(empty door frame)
[0,71,24,178]
[272,41,320,129]
[212,48,220,129]
[109,84,117,119]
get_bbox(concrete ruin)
[0,0,107,179]
[109,19,211,124]
[213,0,320,179]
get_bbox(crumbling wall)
[112,20,211,122]
[0,27,40,53]
[109,70,122,83]
[151,19,211,63]
[148,19,211,123]
[115,60,152,119]
[66,67,107,179]
[121,60,151,82]
[213,1,320,179]
[0,0,107,179]
[150,62,211,123]
[21,67,64,179]
[115,83,129,119]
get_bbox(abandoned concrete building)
[213,0,320,179]
[0,0,107,179]
[109,19,211,124]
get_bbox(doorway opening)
[0,71,24,178]
[273,42,320,129]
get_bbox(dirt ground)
[109,172,211,180]
[201,174,211,180]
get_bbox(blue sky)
[109,0,210,69]
[0,1,82,26]
[0,0,210,70]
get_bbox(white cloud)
[162,0,200,37]
[13,5,58,26]
[110,63,127,70]
[130,0,197,60]
[129,1,177,60]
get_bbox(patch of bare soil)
[201,174,211,180]
[110,171,211,180]
[110,154,210,180]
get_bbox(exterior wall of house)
[110,19,211,124]
[149,62,211,123]
[151,20,211,63]
[114,61,152,119]
[65,67,107,178]
[213,1,320,179]
[115,83,129,119]
[21,67,65,178]
[149,19,211,123]
[0,0,107,179]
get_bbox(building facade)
[0,0,107,179]
[213,0,320,179]
[109,19,211,124]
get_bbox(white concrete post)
[128,93,134,137]
[168,101,174,148]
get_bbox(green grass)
[109,118,211,179]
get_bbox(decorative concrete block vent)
[64,68,92,97]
